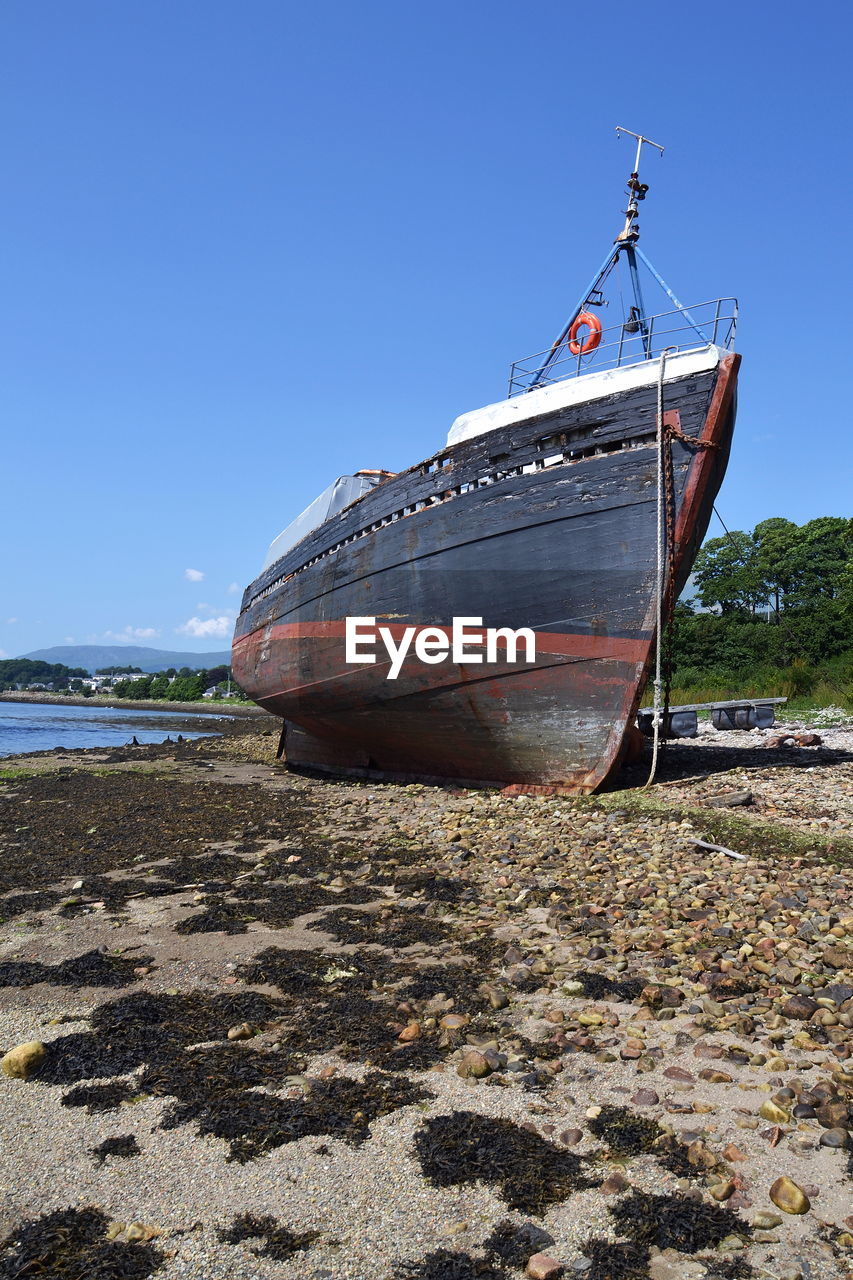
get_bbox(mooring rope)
[643,347,678,788]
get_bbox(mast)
[614,129,665,358]
[527,128,665,388]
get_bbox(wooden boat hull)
[233,350,739,791]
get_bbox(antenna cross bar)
[615,126,665,176]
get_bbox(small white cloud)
[185,568,205,582]
[6,617,18,624]
[227,582,240,595]
[104,625,161,642]
[0,648,7,658]
[176,614,234,639]
[64,636,76,644]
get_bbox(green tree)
[692,533,766,613]
[120,676,153,699]
[752,517,799,614]
[788,517,853,607]
[0,659,89,688]
[166,674,204,701]
[671,514,853,703]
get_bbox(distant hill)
[21,645,232,674]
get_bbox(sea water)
[0,700,228,758]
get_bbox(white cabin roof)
[446,345,722,447]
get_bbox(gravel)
[1,720,851,1280]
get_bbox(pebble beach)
[0,714,851,1280]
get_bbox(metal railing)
[508,298,738,396]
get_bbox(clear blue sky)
[3,0,851,657]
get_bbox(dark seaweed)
[482,1219,554,1267]
[234,938,536,1076]
[174,901,257,934]
[90,1134,140,1165]
[57,877,181,917]
[43,978,429,1160]
[415,1110,590,1214]
[0,771,310,895]
[0,890,61,920]
[712,1260,754,1279]
[137,1044,303,1101]
[0,1207,163,1280]
[37,990,288,1084]
[0,950,151,989]
[323,906,452,949]
[610,1190,750,1252]
[235,945,390,994]
[237,946,490,1029]
[216,1213,319,1261]
[234,947,445,1070]
[394,1250,508,1280]
[702,974,757,1001]
[391,872,465,902]
[655,1134,704,1180]
[163,1070,428,1162]
[582,1239,651,1280]
[299,988,431,1066]
[574,971,644,1002]
[399,964,491,1010]
[587,1105,664,1155]
[62,1081,139,1112]
[151,851,255,884]
[175,881,376,935]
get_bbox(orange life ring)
[568,310,602,356]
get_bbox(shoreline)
[0,690,268,717]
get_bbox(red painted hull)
[233,622,647,789]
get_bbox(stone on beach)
[769,1176,811,1215]
[630,1089,659,1106]
[818,1127,850,1148]
[526,1253,564,1279]
[439,1013,469,1030]
[226,1022,255,1041]
[0,1041,46,1079]
[758,1100,790,1124]
[705,790,753,807]
[781,995,819,1020]
[456,1050,491,1078]
[752,1211,783,1229]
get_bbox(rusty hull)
[233,352,739,790]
